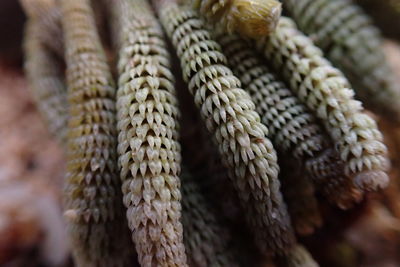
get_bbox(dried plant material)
[217,33,362,209]
[158,3,295,255]
[257,17,390,193]
[23,21,67,143]
[192,0,282,38]
[113,0,187,266]
[276,245,319,267]
[181,169,238,267]
[61,0,133,265]
[281,0,400,122]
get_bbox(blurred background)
[1,0,400,266]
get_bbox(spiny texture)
[217,33,362,208]
[114,0,187,266]
[159,4,295,254]
[61,0,133,266]
[276,245,319,267]
[192,0,282,38]
[181,169,238,267]
[23,20,68,143]
[215,35,322,225]
[257,17,390,193]
[281,0,400,121]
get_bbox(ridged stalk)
[181,169,238,267]
[20,0,64,57]
[217,33,362,209]
[257,17,390,193]
[114,0,187,266]
[281,0,400,122]
[23,17,67,143]
[276,245,319,267]
[158,3,295,255]
[61,0,133,265]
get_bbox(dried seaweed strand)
[192,0,282,38]
[158,3,295,255]
[61,0,133,265]
[113,0,187,266]
[181,168,238,267]
[257,17,390,193]
[281,0,400,122]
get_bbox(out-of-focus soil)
[0,64,68,266]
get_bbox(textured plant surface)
[180,168,237,267]
[159,2,295,255]
[61,0,133,265]
[113,0,187,266]
[276,245,319,267]
[192,0,282,38]
[23,12,67,143]
[217,33,362,209]
[281,0,400,122]
[15,0,400,266]
[257,17,390,194]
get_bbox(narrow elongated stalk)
[192,0,282,38]
[217,33,362,209]
[113,0,187,266]
[257,17,390,193]
[20,0,64,57]
[158,3,295,255]
[276,245,319,267]
[281,0,400,122]
[181,168,238,267]
[61,0,133,265]
[23,18,67,143]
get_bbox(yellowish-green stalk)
[61,0,133,265]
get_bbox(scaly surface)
[61,0,133,265]
[23,20,67,143]
[159,4,295,255]
[257,17,390,193]
[281,0,400,121]
[217,33,362,208]
[114,0,187,266]
[181,169,238,267]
